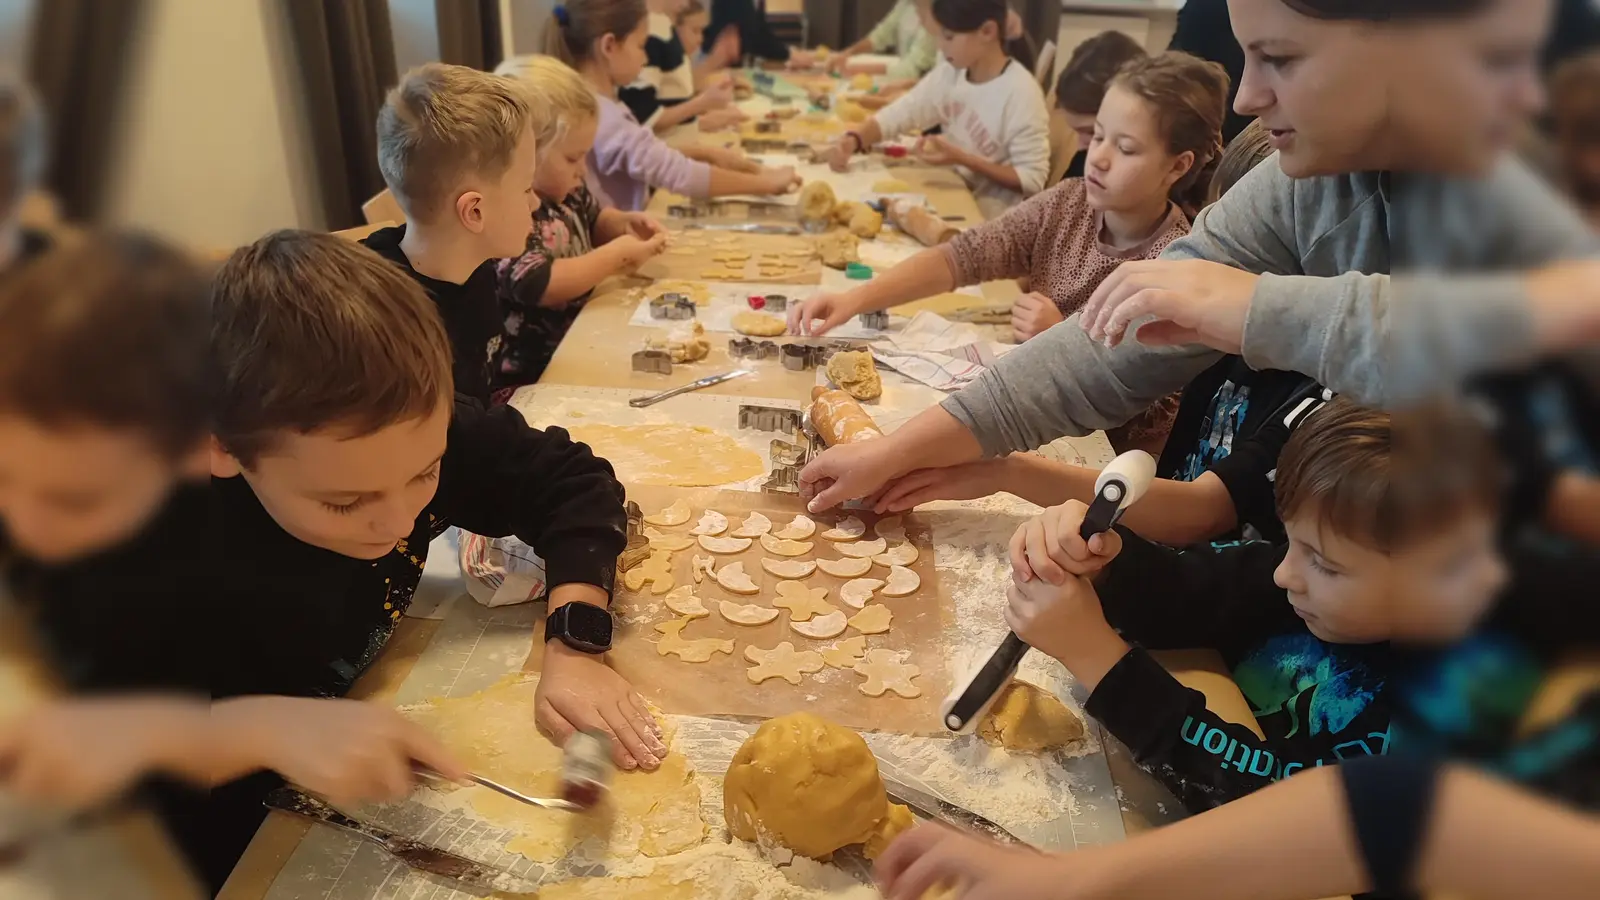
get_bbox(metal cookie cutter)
[781,343,824,371]
[746,293,788,312]
[761,465,802,495]
[858,310,889,330]
[631,349,674,375]
[666,203,706,218]
[741,137,788,154]
[649,293,696,320]
[620,501,651,572]
[728,337,780,360]
[738,404,804,435]
[754,119,781,134]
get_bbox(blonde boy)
[364,63,547,402]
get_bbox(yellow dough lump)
[862,801,916,860]
[872,179,915,194]
[850,73,874,92]
[800,180,838,223]
[836,99,869,124]
[732,310,788,337]
[977,681,1086,753]
[825,350,882,401]
[723,712,889,859]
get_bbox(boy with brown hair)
[1052,31,1146,182]
[363,63,546,402]
[0,78,51,270]
[202,230,650,883]
[1002,398,1509,810]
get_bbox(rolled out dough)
[565,424,765,487]
[977,681,1086,753]
[401,677,705,864]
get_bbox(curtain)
[281,0,399,231]
[27,0,146,221]
[436,0,506,71]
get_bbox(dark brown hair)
[0,233,212,458]
[1281,0,1491,19]
[1110,52,1230,215]
[1275,398,1503,553]
[0,79,45,213]
[1055,31,1146,115]
[211,230,453,467]
[543,0,649,68]
[1551,51,1600,145]
[1210,118,1276,203]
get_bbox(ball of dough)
[850,73,874,92]
[862,801,915,860]
[848,204,884,239]
[977,682,1085,753]
[825,350,882,401]
[724,712,888,858]
[837,99,869,124]
[733,310,788,337]
[800,181,838,223]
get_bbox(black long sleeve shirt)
[707,0,790,63]
[1085,533,1392,812]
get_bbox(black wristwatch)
[545,601,614,654]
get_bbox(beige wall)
[101,0,322,251]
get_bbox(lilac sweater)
[586,94,712,212]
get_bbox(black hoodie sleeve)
[1083,533,1340,807]
[709,0,790,62]
[435,396,626,596]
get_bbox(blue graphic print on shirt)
[1178,380,1250,482]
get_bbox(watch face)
[557,602,614,652]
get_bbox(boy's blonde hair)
[493,55,599,154]
[377,63,537,222]
[0,79,46,214]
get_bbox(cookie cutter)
[761,465,802,495]
[747,294,788,312]
[780,343,824,371]
[858,310,889,330]
[738,404,804,435]
[666,203,706,218]
[620,501,651,572]
[728,338,780,360]
[754,119,781,134]
[649,294,696,320]
[630,349,674,375]
[741,137,789,154]
[770,438,808,468]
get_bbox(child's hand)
[698,107,748,132]
[875,822,1073,900]
[826,52,854,75]
[613,233,669,268]
[709,146,761,173]
[1010,292,1064,343]
[0,697,205,811]
[1006,571,1113,663]
[787,290,859,335]
[710,29,742,68]
[700,77,735,110]
[825,137,857,173]
[1010,499,1123,585]
[914,135,966,168]
[872,459,1012,512]
[619,212,665,240]
[536,642,667,772]
[215,696,465,809]
[786,49,818,70]
[759,166,802,194]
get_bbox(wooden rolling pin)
[886,198,959,247]
[810,387,883,446]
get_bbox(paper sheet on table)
[869,311,1006,392]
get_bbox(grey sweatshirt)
[943,153,1600,457]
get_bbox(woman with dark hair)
[1167,0,1251,143]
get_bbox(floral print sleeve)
[492,185,603,391]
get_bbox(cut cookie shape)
[816,556,873,578]
[835,538,887,559]
[698,534,753,554]
[874,516,906,543]
[719,601,780,626]
[854,649,922,698]
[847,604,893,635]
[645,528,695,552]
[791,610,847,639]
[821,516,866,541]
[624,550,675,595]
[690,510,729,536]
[691,555,716,584]
[745,642,825,685]
[839,578,885,609]
[759,533,813,557]
[644,499,692,527]
[761,557,817,579]
[882,565,920,597]
[774,515,817,540]
[731,512,774,538]
[820,635,868,669]
[772,581,836,621]
[655,619,734,663]
[664,586,710,619]
[715,561,761,595]
[873,542,918,568]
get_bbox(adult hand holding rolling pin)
[1009,499,1123,585]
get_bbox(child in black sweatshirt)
[1004,399,1510,811]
